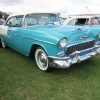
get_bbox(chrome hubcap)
[38,52,48,68]
[35,48,49,71]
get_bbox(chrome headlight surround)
[58,38,67,48]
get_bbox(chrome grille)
[66,40,95,55]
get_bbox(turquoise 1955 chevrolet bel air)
[0,12,100,71]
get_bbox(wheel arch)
[29,44,48,58]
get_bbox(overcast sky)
[0,0,100,17]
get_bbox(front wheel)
[35,47,50,71]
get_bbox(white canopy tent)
[69,7,96,16]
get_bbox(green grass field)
[0,48,100,100]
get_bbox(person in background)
[90,18,99,25]
[0,13,5,25]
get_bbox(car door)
[5,15,27,54]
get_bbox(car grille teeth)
[66,40,95,55]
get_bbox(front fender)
[28,40,66,57]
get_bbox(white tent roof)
[69,7,95,16]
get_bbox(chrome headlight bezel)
[58,38,67,48]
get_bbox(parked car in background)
[0,12,100,71]
[65,15,100,26]
[64,15,100,43]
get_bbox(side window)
[25,14,37,26]
[75,18,87,25]
[6,16,23,27]
[68,19,76,26]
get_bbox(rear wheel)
[35,47,50,71]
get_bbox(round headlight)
[59,38,67,48]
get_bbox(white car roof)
[8,12,58,19]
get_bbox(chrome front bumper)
[49,45,100,68]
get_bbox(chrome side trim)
[15,34,55,45]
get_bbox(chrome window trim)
[5,15,25,27]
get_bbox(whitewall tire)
[35,47,50,71]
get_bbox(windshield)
[25,13,61,26]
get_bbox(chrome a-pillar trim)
[49,45,100,68]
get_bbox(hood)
[78,25,100,39]
[25,25,94,45]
